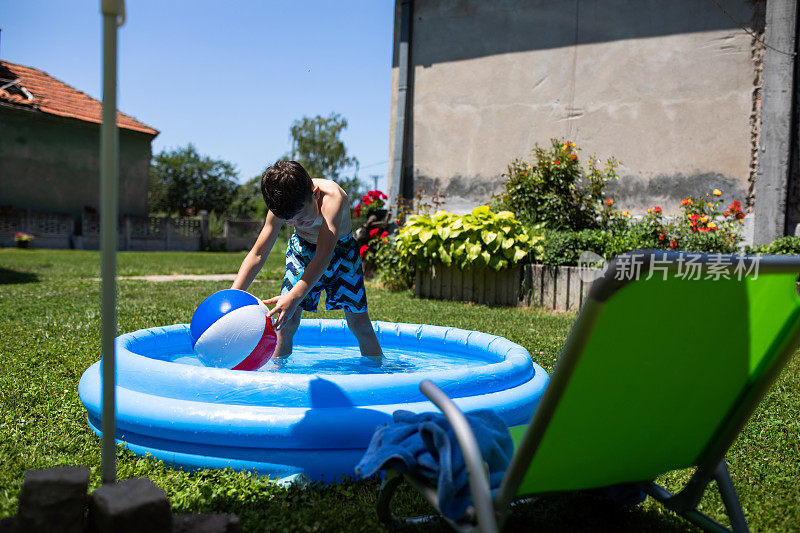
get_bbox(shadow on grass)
[0,267,39,285]
[171,476,697,533]
[380,487,697,532]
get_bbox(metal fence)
[0,209,263,252]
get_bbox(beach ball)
[190,289,277,370]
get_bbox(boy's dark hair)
[260,161,313,219]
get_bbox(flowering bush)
[356,187,446,291]
[646,190,743,253]
[363,232,415,291]
[354,190,388,219]
[535,189,747,263]
[396,206,539,271]
[14,232,33,247]
[359,227,390,260]
[493,138,619,231]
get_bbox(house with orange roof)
[0,59,158,242]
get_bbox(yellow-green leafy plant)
[396,206,541,271]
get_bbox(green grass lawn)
[1,248,799,532]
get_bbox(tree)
[149,144,239,216]
[284,112,362,204]
[229,175,267,219]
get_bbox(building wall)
[0,106,153,223]
[388,0,760,215]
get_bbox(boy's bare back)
[290,178,352,243]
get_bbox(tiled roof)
[0,60,158,136]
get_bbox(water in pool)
[169,345,495,374]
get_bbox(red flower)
[554,160,561,165]
[369,228,379,238]
[724,210,730,217]
[669,239,677,249]
[690,214,700,221]
[732,200,741,209]
[605,199,614,206]
[359,245,369,258]
[380,231,389,239]
[354,205,361,217]
[363,198,373,206]
[736,212,745,219]
[362,195,370,203]
[653,206,662,213]
[380,192,387,199]
[658,233,665,241]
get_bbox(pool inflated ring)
[78,320,548,481]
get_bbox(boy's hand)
[264,294,299,331]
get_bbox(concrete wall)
[388,0,760,215]
[0,106,153,224]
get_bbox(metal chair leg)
[377,471,404,526]
[713,461,749,533]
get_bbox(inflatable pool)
[78,319,549,481]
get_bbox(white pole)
[99,0,125,485]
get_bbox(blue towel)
[355,409,513,518]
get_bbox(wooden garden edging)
[414,263,603,310]
[415,264,521,306]
[521,264,603,312]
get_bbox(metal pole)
[389,0,412,216]
[100,0,125,485]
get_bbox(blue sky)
[1,1,394,189]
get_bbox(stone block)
[17,466,90,533]
[88,477,171,533]
[172,514,240,533]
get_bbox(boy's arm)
[231,211,284,291]
[265,197,343,329]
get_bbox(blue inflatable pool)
[78,319,549,481]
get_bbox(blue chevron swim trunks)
[282,232,368,313]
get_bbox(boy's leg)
[273,307,303,358]
[275,233,320,359]
[344,309,383,362]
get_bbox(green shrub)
[208,211,225,238]
[746,235,800,255]
[493,138,619,231]
[396,207,539,271]
[537,229,609,266]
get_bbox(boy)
[231,160,383,362]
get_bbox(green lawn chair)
[376,251,800,532]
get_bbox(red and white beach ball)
[190,289,277,370]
